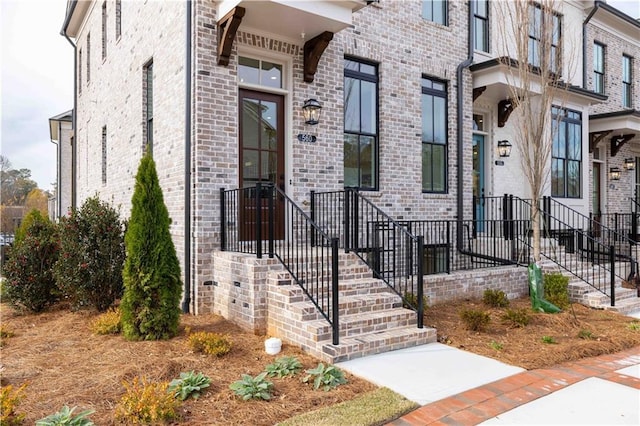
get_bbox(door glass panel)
[261,101,277,150]
[360,135,375,188]
[592,163,600,214]
[260,61,282,88]
[242,150,259,187]
[344,134,359,187]
[238,57,260,85]
[262,151,278,183]
[242,99,259,148]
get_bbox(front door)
[592,162,602,237]
[239,89,285,240]
[473,134,485,232]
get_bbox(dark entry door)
[473,134,485,232]
[239,89,285,241]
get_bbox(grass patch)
[276,387,417,426]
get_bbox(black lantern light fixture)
[497,140,512,158]
[302,98,322,125]
[610,167,622,181]
[624,158,635,171]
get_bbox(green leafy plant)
[302,363,347,391]
[501,308,531,328]
[1,383,27,425]
[264,356,303,378]
[168,371,211,401]
[489,341,503,351]
[460,309,491,332]
[627,322,640,331]
[229,372,274,401]
[577,329,594,340]
[114,377,179,423]
[3,210,59,312]
[120,152,182,340]
[402,292,428,311]
[54,196,126,311]
[187,331,231,356]
[0,326,15,347]
[482,289,510,308]
[90,309,121,335]
[541,335,557,344]
[36,406,95,426]
[543,272,570,309]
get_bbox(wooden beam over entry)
[473,86,486,102]
[611,134,635,157]
[303,31,334,83]
[497,99,518,127]
[217,6,245,66]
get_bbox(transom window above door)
[238,56,283,89]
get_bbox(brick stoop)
[266,252,436,364]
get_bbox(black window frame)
[528,3,561,75]
[593,42,605,94]
[115,0,122,40]
[421,76,448,194]
[422,0,448,26]
[101,126,107,184]
[102,1,107,60]
[78,48,82,94]
[623,55,633,108]
[143,60,153,156]
[343,57,379,191]
[86,33,91,83]
[551,106,582,199]
[473,0,489,53]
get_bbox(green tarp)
[528,263,561,313]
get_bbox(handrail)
[221,184,341,344]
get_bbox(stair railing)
[221,184,341,344]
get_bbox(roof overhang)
[49,110,73,142]
[590,1,640,43]
[61,0,91,38]
[590,110,640,134]
[471,58,608,106]
[216,0,367,44]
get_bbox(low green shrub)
[168,371,211,401]
[577,329,594,340]
[90,309,121,335]
[501,308,530,328]
[187,331,231,356]
[1,383,27,425]
[482,289,510,308]
[489,341,503,351]
[0,326,15,347]
[541,335,557,344]
[543,273,570,309]
[264,356,303,378]
[402,292,428,311]
[36,406,95,426]
[229,372,274,401]
[114,377,179,424]
[302,363,347,391]
[460,309,491,332]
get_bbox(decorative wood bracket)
[611,134,635,157]
[497,99,518,127]
[473,86,486,102]
[588,130,611,153]
[303,31,334,83]
[217,6,245,66]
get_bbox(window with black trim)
[143,61,153,155]
[344,57,378,190]
[473,0,489,52]
[78,49,82,94]
[101,126,107,184]
[102,2,107,60]
[552,107,581,198]
[422,0,447,25]
[593,42,605,94]
[86,33,91,82]
[623,55,633,108]
[528,3,561,74]
[421,77,447,193]
[116,0,122,40]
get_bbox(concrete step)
[602,297,640,315]
[287,291,403,322]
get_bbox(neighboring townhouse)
[49,110,74,220]
[60,0,640,361]
[583,1,640,222]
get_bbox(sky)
[1,0,639,192]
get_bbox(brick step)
[602,297,640,315]
[304,306,417,341]
[577,286,639,306]
[320,325,437,363]
[270,277,391,301]
[268,262,374,282]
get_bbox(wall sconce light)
[610,167,621,181]
[302,98,322,125]
[497,140,512,158]
[624,158,635,171]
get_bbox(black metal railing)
[221,184,341,344]
[312,189,424,327]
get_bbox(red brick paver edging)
[389,347,640,426]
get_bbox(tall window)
[552,107,582,198]
[78,49,82,94]
[86,33,91,82]
[528,3,561,74]
[623,55,633,108]
[143,61,153,155]
[115,0,122,39]
[593,42,605,94]
[101,126,107,184]
[473,0,489,52]
[421,77,447,193]
[102,2,107,60]
[422,0,447,25]
[344,58,378,190]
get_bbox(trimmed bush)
[55,196,126,311]
[482,289,510,308]
[90,309,122,335]
[120,153,182,340]
[114,377,179,424]
[187,331,231,357]
[0,384,27,426]
[501,308,531,327]
[543,273,570,310]
[460,309,491,332]
[3,210,59,312]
